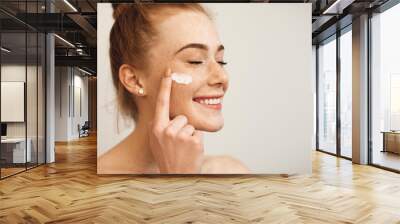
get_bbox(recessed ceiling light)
[63,0,78,12]
[1,47,11,53]
[323,0,354,15]
[77,67,93,76]
[54,34,75,48]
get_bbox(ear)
[119,64,146,97]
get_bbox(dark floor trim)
[317,149,400,174]
[0,163,45,180]
[369,164,400,174]
[316,149,352,161]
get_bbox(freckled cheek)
[169,76,203,115]
[169,82,195,115]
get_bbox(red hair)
[109,2,211,120]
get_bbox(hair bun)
[112,4,130,20]
[112,1,145,20]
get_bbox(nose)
[207,60,229,91]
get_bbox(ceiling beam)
[322,0,356,14]
[67,13,97,40]
[55,55,96,71]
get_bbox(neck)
[125,112,159,172]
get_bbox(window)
[371,2,400,171]
[317,37,337,154]
[340,28,352,158]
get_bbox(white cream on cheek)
[171,72,192,85]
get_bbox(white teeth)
[197,98,221,105]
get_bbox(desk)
[382,131,400,154]
[1,138,31,163]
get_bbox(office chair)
[79,121,90,138]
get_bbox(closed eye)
[188,61,204,65]
[187,60,227,66]
[218,61,227,66]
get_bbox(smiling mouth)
[193,95,223,110]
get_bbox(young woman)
[98,3,249,174]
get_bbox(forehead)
[154,10,221,52]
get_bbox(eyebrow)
[174,43,225,55]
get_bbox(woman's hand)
[148,68,204,174]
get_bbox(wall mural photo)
[97,3,313,174]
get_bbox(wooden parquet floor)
[1,134,400,223]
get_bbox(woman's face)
[142,10,229,132]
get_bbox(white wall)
[73,73,89,136]
[1,82,25,122]
[312,45,317,150]
[1,65,38,138]
[97,3,313,174]
[55,67,69,141]
[54,67,89,141]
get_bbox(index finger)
[154,68,172,125]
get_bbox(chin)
[188,97,225,132]
[170,96,226,132]
[192,116,224,132]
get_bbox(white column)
[45,1,56,163]
[352,14,369,164]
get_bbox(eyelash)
[219,61,228,66]
[188,61,228,66]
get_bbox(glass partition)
[0,1,46,179]
[1,30,28,177]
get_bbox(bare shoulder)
[97,141,131,174]
[201,155,250,174]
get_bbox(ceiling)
[0,0,394,74]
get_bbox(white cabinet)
[1,138,32,163]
